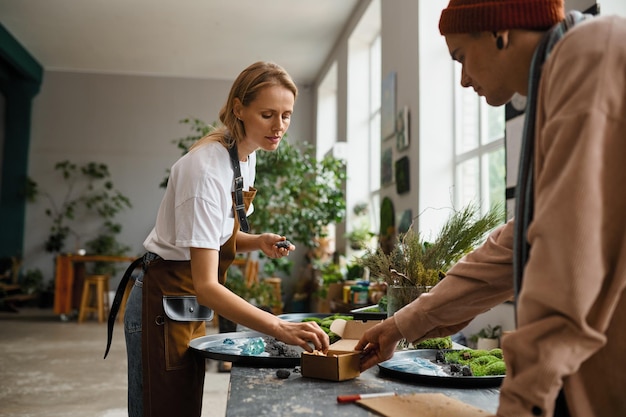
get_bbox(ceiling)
[0,0,360,85]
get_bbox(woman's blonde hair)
[191,61,297,151]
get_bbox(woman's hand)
[275,320,330,353]
[259,233,295,259]
[354,317,404,371]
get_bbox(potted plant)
[358,203,504,317]
[345,203,375,250]
[345,224,375,250]
[470,325,502,350]
[312,261,345,312]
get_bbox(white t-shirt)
[144,141,256,260]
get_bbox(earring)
[496,36,504,50]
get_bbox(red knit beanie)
[439,0,565,35]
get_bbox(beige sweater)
[395,15,626,417]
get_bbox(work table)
[226,364,499,416]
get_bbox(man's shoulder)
[554,14,626,61]
[567,14,626,40]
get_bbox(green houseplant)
[26,160,132,257]
[26,160,132,280]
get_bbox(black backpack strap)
[227,143,250,233]
[104,256,143,359]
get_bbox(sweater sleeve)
[394,219,515,343]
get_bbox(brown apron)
[142,188,256,417]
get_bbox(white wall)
[601,0,626,16]
[25,70,312,285]
[379,0,421,232]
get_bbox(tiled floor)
[0,308,230,417]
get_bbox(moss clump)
[443,349,506,376]
[488,348,503,359]
[302,314,353,344]
[483,360,506,376]
[471,355,500,366]
[413,337,453,350]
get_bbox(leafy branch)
[26,161,132,254]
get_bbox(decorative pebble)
[275,240,292,249]
[276,369,290,379]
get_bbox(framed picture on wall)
[395,156,410,194]
[381,71,397,140]
[381,146,393,186]
[398,209,413,234]
[396,106,410,151]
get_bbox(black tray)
[350,305,387,321]
[378,349,504,388]
[189,331,304,367]
[276,312,348,322]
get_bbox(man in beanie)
[356,1,626,416]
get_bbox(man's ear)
[493,30,510,50]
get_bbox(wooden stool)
[78,274,110,323]
[263,277,283,315]
[117,277,133,323]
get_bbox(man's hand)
[354,316,404,371]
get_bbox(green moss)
[413,337,453,350]
[328,331,341,344]
[471,355,500,366]
[483,360,506,376]
[301,314,353,344]
[467,349,491,357]
[443,349,506,376]
[488,348,503,359]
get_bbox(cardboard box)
[301,319,382,381]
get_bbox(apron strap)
[227,143,250,233]
[104,256,144,359]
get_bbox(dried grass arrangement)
[359,203,504,290]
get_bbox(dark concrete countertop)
[226,364,499,416]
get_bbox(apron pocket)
[162,295,214,322]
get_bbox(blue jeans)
[124,272,143,417]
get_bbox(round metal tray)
[378,349,504,388]
[191,313,359,367]
[189,331,304,367]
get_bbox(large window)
[343,0,381,253]
[453,66,505,213]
